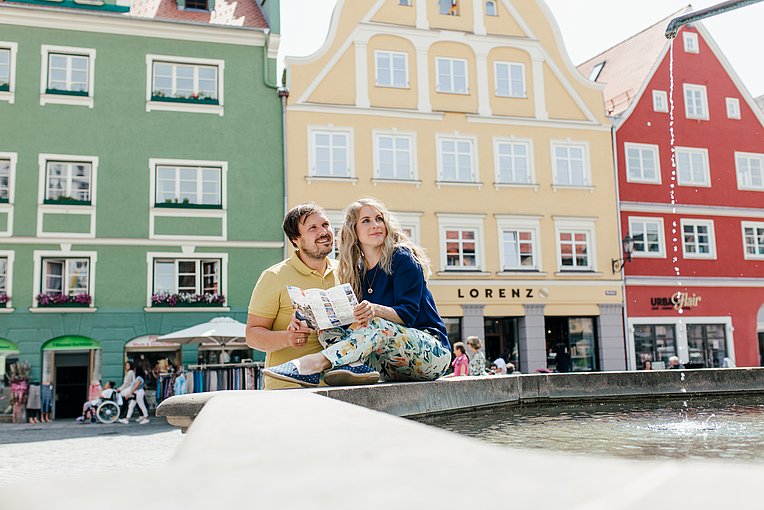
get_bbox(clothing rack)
[155,362,264,403]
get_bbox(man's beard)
[299,235,333,260]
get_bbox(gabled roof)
[577,7,690,117]
[756,95,764,112]
[0,0,269,28]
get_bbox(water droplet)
[678,309,684,314]
[681,388,687,393]
[680,373,685,381]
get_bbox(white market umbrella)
[157,317,246,346]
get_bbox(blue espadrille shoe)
[263,361,320,387]
[323,363,380,386]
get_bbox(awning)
[42,335,101,351]
[0,338,20,354]
[125,335,182,352]
[198,338,249,350]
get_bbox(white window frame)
[373,131,417,182]
[493,137,534,185]
[149,158,228,241]
[40,45,96,108]
[154,164,223,208]
[554,217,597,272]
[726,97,741,120]
[399,0,412,5]
[439,0,459,15]
[145,252,228,310]
[680,218,716,260]
[437,214,486,272]
[324,210,344,260]
[683,83,709,120]
[551,141,591,187]
[436,57,469,94]
[308,127,354,180]
[485,0,497,16]
[735,152,764,191]
[37,154,98,239]
[145,54,225,116]
[496,215,542,272]
[392,211,422,246]
[675,147,710,187]
[742,221,764,260]
[436,135,478,184]
[628,216,666,258]
[0,152,17,237]
[494,61,526,98]
[683,32,699,54]
[624,142,661,184]
[0,42,18,104]
[652,90,668,113]
[0,250,14,311]
[375,50,409,89]
[31,250,98,311]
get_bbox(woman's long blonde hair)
[338,197,431,297]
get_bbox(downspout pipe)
[665,0,764,38]
[279,87,289,260]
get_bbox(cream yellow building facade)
[285,0,626,372]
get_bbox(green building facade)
[0,0,284,416]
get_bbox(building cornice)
[620,201,764,219]
[0,4,267,47]
[625,276,764,287]
[1,236,283,249]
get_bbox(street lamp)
[612,235,634,274]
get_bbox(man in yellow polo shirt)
[246,203,341,389]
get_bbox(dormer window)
[183,0,210,10]
[588,62,605,82]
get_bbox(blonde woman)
[264,197,451,386]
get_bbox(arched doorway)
[758,304,764,367]
[42,336,101,419]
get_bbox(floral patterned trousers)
[319,318,451,382]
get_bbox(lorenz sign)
[651,291,702,311]
[456,287,549,299]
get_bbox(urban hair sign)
[651,291,702,311]
[457,287,549,299]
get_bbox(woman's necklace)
[363,265,379,294]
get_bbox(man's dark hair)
[283,202,325,248]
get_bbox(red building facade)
[581,16,764,369]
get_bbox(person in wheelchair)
[76,381,122,423]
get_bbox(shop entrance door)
[483,318,520,371]
[54,352,89,419]
[687,324,726,368]
[545,317,598,372]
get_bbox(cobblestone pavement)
[0,418,184,486]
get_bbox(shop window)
[375,51,408,88]
[735,152,764,191]
[155,164,222,208]
[484,317,520,371]
[634,324,677,368]
[683,83,709,120]
[676,147,710,187]
[152,258,224,306]
[742,222,764,259]
[310,129,352,178]
[552,142,589,186]
[436,58,468,94]
[438,137,475,182]
[45,161,92,205]
[546,317,598,372]
[442,317,462,346]
[375,133,414,180]
[681,219,716,259]
[495,139,532,185]
[494,62,525,98]
[628,217,665,257]
[652,90,668,113]
[625,143,660,184]
[687,324,726,368]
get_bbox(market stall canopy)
[157,317,246,346]
[42,335,101,351]
[125,335,182,352]
[0,338,20,354]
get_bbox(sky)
[278,0,764,99]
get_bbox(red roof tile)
[577,7,690,117]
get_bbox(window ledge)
[554,271,604,277]
[0,307,15,314]
[436,271,491,277]
[146,100,223,116]
[737,187,764,192]
[144,306,231,313]
[495,94,528,99]
[552,185,596,193]
[375,84,411,90]
[625,179,661,185]
[682,255,717,260]
[371,178,421,187]
[496,271,547,277]
[41,93,93,109]
[493,183,538,191]
[0,90,14,104]
[306,176,358,186]
[435,181,483,190]
[40,203,95,213]
[435,90,469,95]
[29,306,97,313]
[632,253,667,259]
[677,183,711,188]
